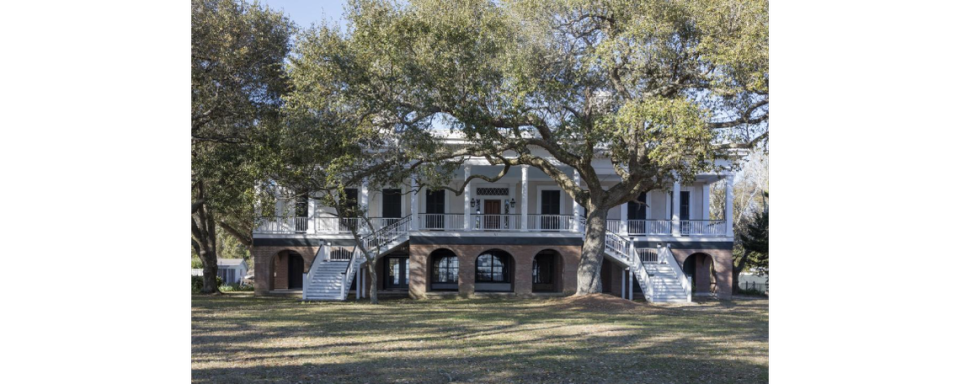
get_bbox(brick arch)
[473,248,516,293]
[532,249,564,293]
[682,252,717,296]
[669,248,733,300]
[252,245,320,295]
[427,248,460,292]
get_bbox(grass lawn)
[192,293,768,383]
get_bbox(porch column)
[521,165,529,231]
[725,175,734,237]
[702,182,711,220]
[464,165,472,231]
[621,269,626,299]
[628,270,634,300]
[672,178,682,237]
[360,178,370,233]
[572,170,581,232]
[620,203,628,235]
[410,177,419,230]
[307,194,316,234]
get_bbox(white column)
[628,271,634,300]
[619,203,628,235]
[702,182,711,220]
[672,179,682,236]
[725,175,735,237]
[463,165,472,231]
[521,165,529,231]
[410,177,419,230]
[572,170,581,232]
[360,179,370,233]
[664,190,670,219]
[307,195,316,234]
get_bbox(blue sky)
[261,0,348,30]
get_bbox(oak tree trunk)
[576,207,609,295]
[191,182,220,294]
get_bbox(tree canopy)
[278,0,768,295]
[191,0,294,293]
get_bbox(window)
[217,268,235,284]
[627,192,647,220]
[432,255,459,283]
[476,251,509,283]
[384,257,408,289]
[382,189,402,218]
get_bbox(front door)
[287,254,304,289]
[425,189,445,229]
[627,192,647,233]
[384,257,409,289]
[540,190,561,230]
[381,188,402,228]
[483,200,501,229]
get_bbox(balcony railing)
[680,220,726,236]
[626,220,672,235]
[420,214,465,230]
[472,214,522,231]
[527,214,575,231]
[256,215,728,237]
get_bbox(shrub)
[219,283,255,292]
[192,275,223,292]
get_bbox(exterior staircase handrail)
[628,244,655,302]
[301,244,328,301]
[340,215,413,300]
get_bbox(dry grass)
[192,293,768,383]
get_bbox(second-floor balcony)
[255,162,734,239]
[255,214,728,237]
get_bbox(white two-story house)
[251,136,736,303]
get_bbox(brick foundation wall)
[408,244,581,299]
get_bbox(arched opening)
[532,250,563,293]
[683,253,717,295]
[475,249,514,292]
[272,251,304,290]
[429,249,459,291]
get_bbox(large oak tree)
[284,0,768,295]
[192,0,294,293]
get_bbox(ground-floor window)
[432,255,458,283]
[476,252,509,283]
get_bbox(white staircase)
[641,260,691,303]
[302,215,412,301]
[591,218,691,303]
[303,260,350,300]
